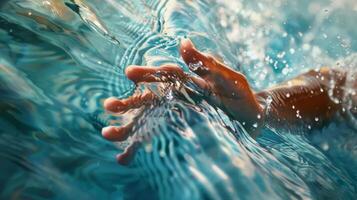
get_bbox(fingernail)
[101,126,113,138]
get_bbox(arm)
[101,39,351,164]
[178,41,349,133]
[255,67,346,130]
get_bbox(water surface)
[0,0,356,199]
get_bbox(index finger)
[125,64,186,84]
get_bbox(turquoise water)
[0,0,356,199]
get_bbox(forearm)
[256,67,346,130]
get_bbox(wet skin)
[102,39,356,165]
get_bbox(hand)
[102,39,263,164]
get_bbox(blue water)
[0,0,356,199]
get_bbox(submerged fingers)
[104,91,156,113]
[116,141,140,165]
[101,123,133,141]
[125,64,186,84]
[103,97,126,113]
[101,40,219,165]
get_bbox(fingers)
[180,38,217,77]
[102,124,141,165]
[102,40,221,165]
[116,141,140,165]
[102,90,154,141]
[104,90,156,113]
[125,64,186,84]
[189,75,210,91]
[101,122,133,141]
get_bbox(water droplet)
[289,48,295,54]
[234,80,238,84]
[296,110,302,119]
[252,123,258,128]
[257,114,261,119]
[314,117,319,122]
[145,144,153,152]
[303,44,311,51]
[277,51,286,58]
[321,142,329,151]
[282,67,289,75]
[189,62,205,71]
[267,96,273,104]
[159,150,166,157]
[286,93,290,98]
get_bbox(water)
[0,0,356,199]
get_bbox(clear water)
[0,0,356,199]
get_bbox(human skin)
[102,39,356,164]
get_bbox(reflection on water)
[0,0,356,199]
